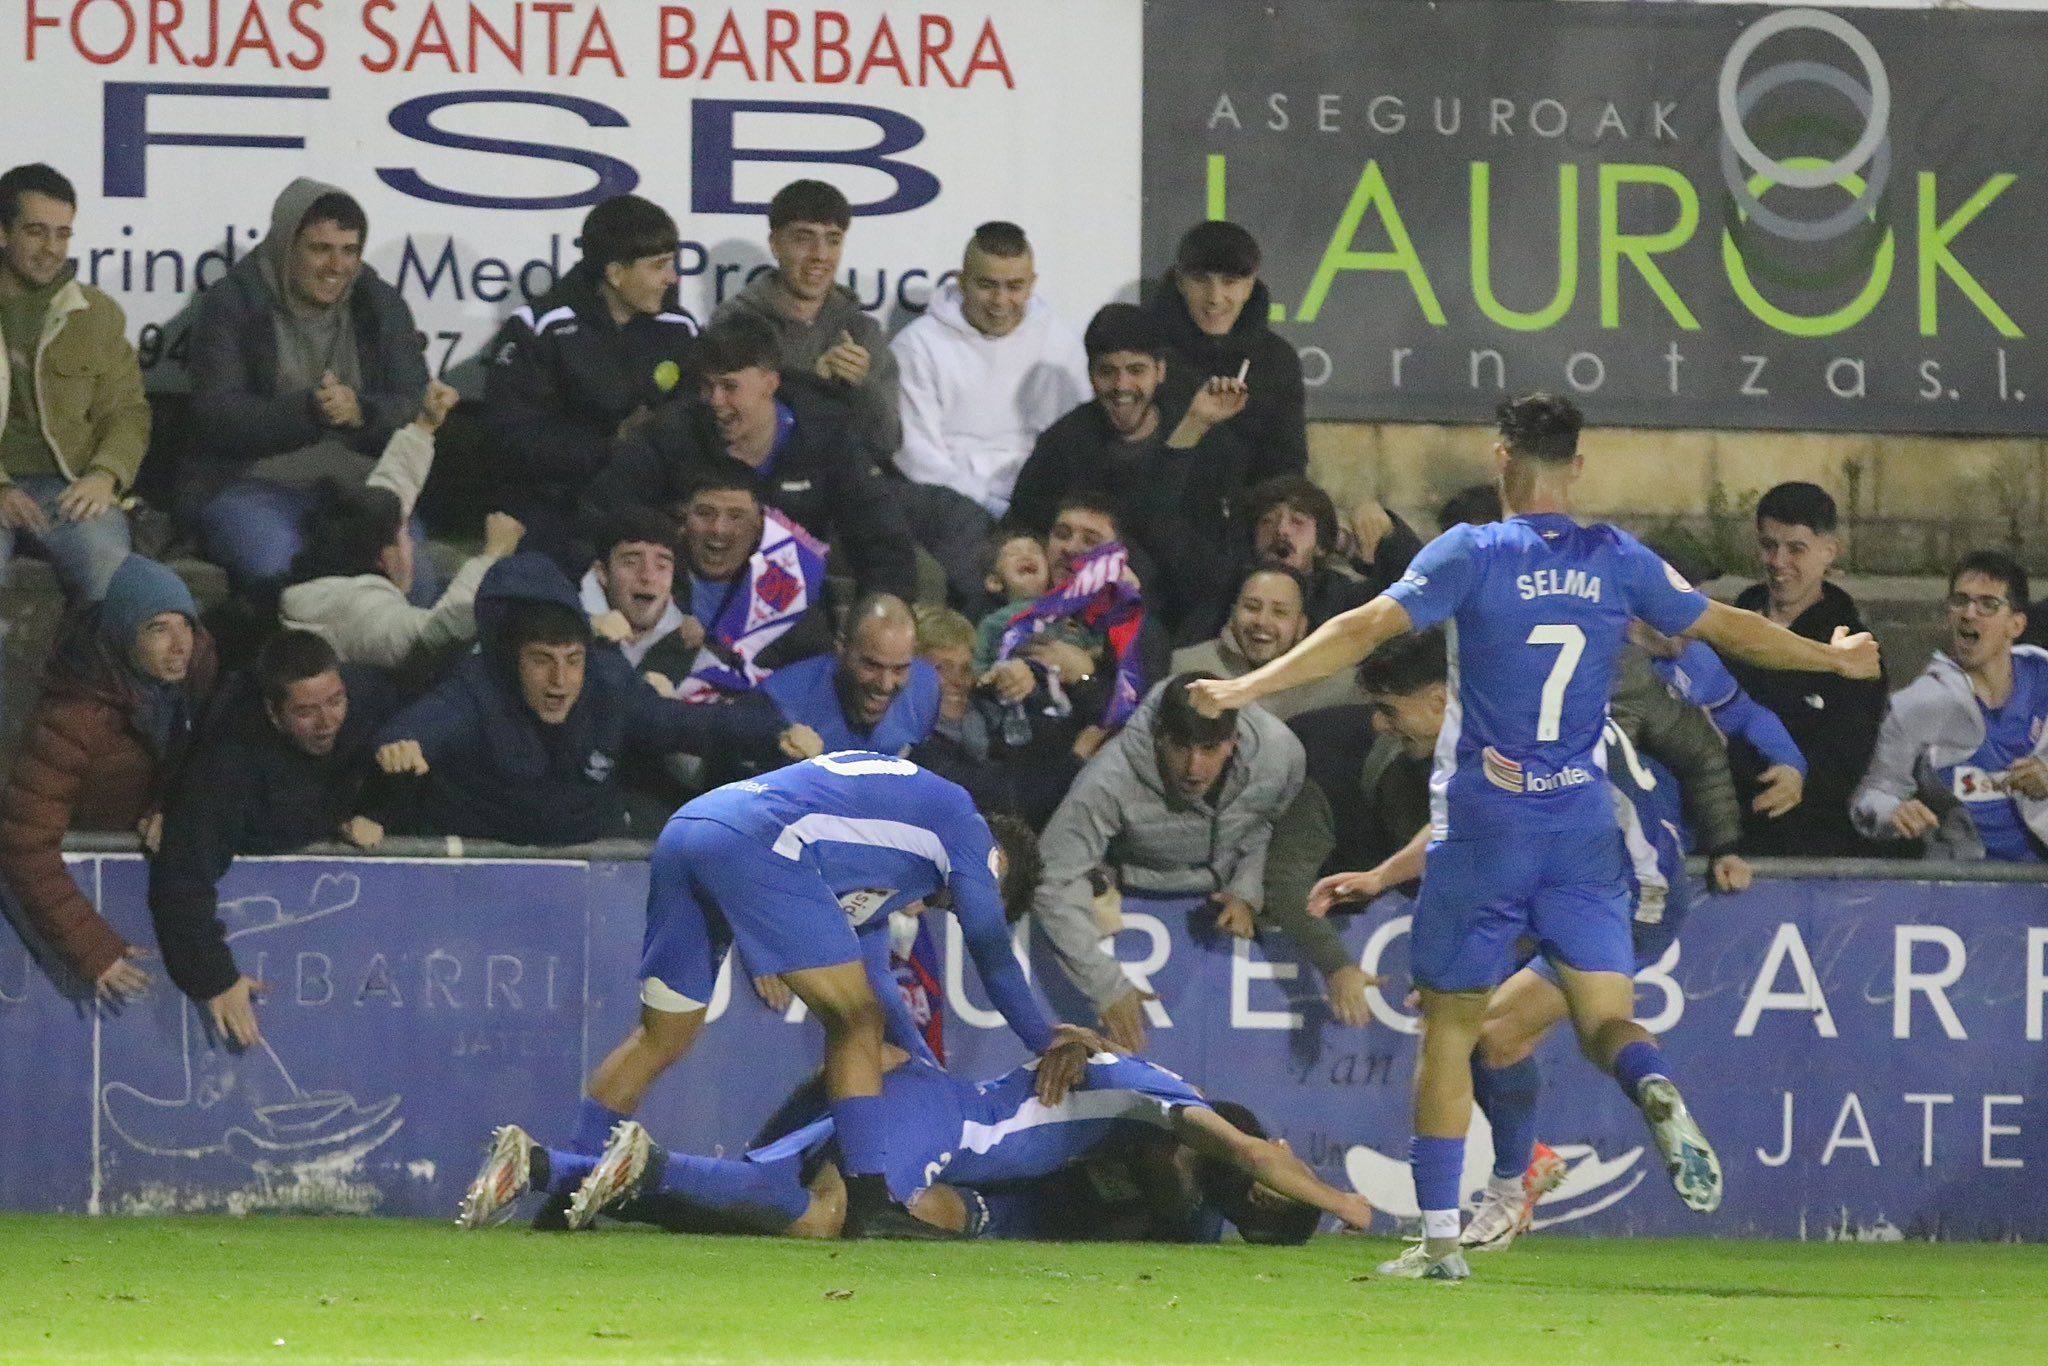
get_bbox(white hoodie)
[890,281,1089,516]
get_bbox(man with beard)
[1241,476,1420,627]
[1172,565,1364,721]
[761,594,939,757]
[1006,304,1254,641]
[584,314,916,602]
[1854,550,2048,860]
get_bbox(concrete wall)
[1310,422,2048,578]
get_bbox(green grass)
[2,1215,2044,1363]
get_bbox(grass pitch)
[3,1214,2043,1363]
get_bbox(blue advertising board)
[3,855,2044,1240]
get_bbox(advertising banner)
[3,856,2045,1239]
[8,0,1142,389]
[1141,1,2048,433]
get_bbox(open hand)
[1212,893,1256,940]
[57,470,118,522]
[1752,764,1804,818]
[1098,986,1156,1053]
[1324,965,1375,1028]
[207,975,268,1047]
[0,486,50,534]
[1187,374,1250,427]
[752,974,793,1012]
[1034,1022,1112,1105]
[95,946,154,1003]
[815,331,871,386]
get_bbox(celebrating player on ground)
[458,753,1105,1239]
[1191,393,1879,1279]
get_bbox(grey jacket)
[714,274,901,453]
[1851,647,2048,858]
[1171,633,1366,722]
[1032,683,1306,1008]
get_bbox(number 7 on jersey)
[1526,624,1586,742]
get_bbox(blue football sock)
[1410,1134,1465,1242]
[830,1094,889,1179]
[544,1147,595,1197]
[571,1097,629,1156]
[1470,1055,1542,1180]
[656,1150,810,1227]
[1612,1040,1670,1102]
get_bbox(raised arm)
[1686,599,1879,679]
[1192,594,1413,717]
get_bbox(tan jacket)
[0,276,149,489]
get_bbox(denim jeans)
[0,473,132,602]
[200,477,441,607]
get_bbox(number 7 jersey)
[1383,513,1710,840]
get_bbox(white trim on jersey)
[654,311,699,330]
[956,1088,1171,1156]
[1430,618,1463,841]
[770,814,952,875]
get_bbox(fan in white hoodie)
[893,275,1089,519]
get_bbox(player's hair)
[1052,491,1125,542]
[1755,481,1838,535]
[299,190,367,242]
[913,603,976,656]
[257,629,341,707]
[580,193,680,270]
[1174,220,1261,278]
[1083,302,1167,362]
[1437,482,1503,532]
[0,163,75,224]
[1241,475,1338,556]
[597,507,679,564]
[1198,1100,1320,1246]
[1157,673,1237,748]
[1495,392,1582,464]
[1355,628,1447,696]
[968,220,1030,259]
[1951,549,2030,612]
[695,313,780,377]
[769,178,851,231]
[501,598,591,653]
[1233,563,1310,612]
[290,478,403,583]
[985,812,1043,924]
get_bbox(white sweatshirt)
[890,282,1089,516]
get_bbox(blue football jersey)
[679,752,1052,1050]
[1384,513,1709,838]
[1941,652,2048,863]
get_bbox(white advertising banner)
[6,0,1143,389]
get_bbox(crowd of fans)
[2,159,2044,1051]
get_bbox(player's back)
[676,753,981,919]
[1391,513,1709,839]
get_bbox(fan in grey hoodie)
[711,179,900,454]
[1851,555,2048,860]
[1031,672,1305,1049]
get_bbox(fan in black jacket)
[580,317,917,602]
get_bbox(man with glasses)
[1854,551,2048,860]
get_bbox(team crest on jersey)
[1663,560,1695,593]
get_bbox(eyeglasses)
[1946,592,2009,615]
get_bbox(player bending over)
[1192,393,1878,1280]
[459,753,1104,1239]
[517,1046,1371,1241]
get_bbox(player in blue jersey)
[458,753,1104,1238]
[1193,393,1879,1279]
[546,1048,1372,1241]
[1632,621,1810,825]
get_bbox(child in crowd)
[973,532,1098,671]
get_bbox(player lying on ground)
[463,1045,1371,1241]
[1193,392,1878,1280]
[460,753,1106,1239]
[1310,628,1756,1252]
